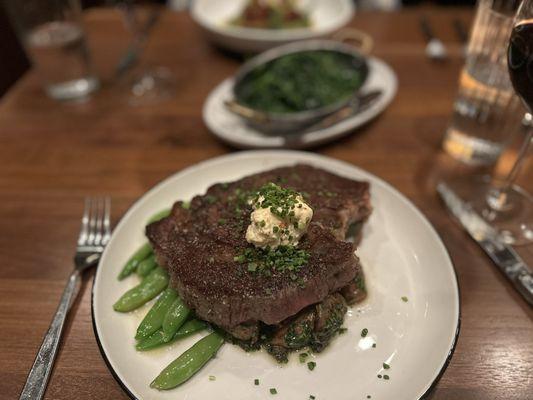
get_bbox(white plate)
[190,0,355,53]
[203,57,397,149]
[93,150,460,400]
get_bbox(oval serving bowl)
[226,39,370,133]
[190,0,355,54]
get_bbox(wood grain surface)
[0,6,531,400]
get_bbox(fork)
[19,197,111,400]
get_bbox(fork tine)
[94,198,104,246]
[77,198,90,246]
[102,197,111,245]
[87,198,97,246]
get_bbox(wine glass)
[473,0,533,245]
[113,0,175,105]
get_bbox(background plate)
[93,150,459,400]
[191,0,355,53]
[203,58,397,149]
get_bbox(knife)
[437,182,533,306]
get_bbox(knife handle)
[515,271,533,307]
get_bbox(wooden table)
[0,6,531,400]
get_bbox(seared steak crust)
[147,164,371,330]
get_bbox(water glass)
[443,0,523,166]
[4,0,99,101]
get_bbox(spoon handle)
[420,17,435,41]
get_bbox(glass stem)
[487,128,532,211]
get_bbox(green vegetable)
[162,297,190,341]
[148,208,171,224]
[401,296,409,302]
[361,328,368,337]
[135,288,178,340]
[383,362,390,369]
[136,254,158,278]
[307,361,316,371]
[383,375,390,380]
[150,332,225,390]
[235,50,364,114]
[234,244,310,276]
[113,267,169,312]
[209,375,216,381]
[270,388,277,395]
[136,319,208,351]
[118,243,153,280]
[254,378,260,385]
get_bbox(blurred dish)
[230,0,310,29]
[225,39,370,133]
[191,0,355,53]
[203,56,397,148]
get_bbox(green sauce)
[235,50,365,114]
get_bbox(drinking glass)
[112,0,175,105]
[443,0,522,166]
[4,0,99,101]
[450,0,533,246]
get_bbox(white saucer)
[202,57,397,149]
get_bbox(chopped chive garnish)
[310,396,316,400]
[270,388,277,395]
[367,396,372,399]
[205,195,217,204]
[384,375,390,380]
[307,361,316,371]
[377,374,382,379]
[299,352,309,363]
[181,201,190,209]
[254,378,260,385]
[372,343,377,348]
[383,363,390,369]
[209,375,216,381]
[361,328,368,337]
[338,327,347,334]
[401,296,408,302]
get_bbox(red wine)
[508,21,533,110]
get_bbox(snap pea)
[113,267,169,312]
[118,242,153,280]
[135,288,178,340]
[136,254,158,278]
[136,319,208,351]
[148,208,171,224]
[162,297,190,341]
[150,332,225,390]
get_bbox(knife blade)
[437,182,533,306]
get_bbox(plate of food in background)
[92,150,459,400]
[191,0,355,53]
[203,39,397,149]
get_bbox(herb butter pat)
[245,183,313,249]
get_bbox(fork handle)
[19,269,81,400]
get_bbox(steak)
[146,164,371,331]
